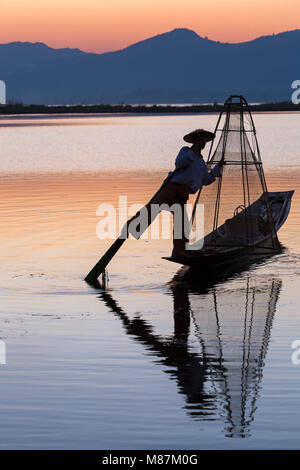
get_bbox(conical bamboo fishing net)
[191,96,279,253]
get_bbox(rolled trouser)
[128,182,190,253]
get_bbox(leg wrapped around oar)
[84,172,179,284]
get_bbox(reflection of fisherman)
[100,281,211,412]
[144,129,223,258]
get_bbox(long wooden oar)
[84,171,178,284]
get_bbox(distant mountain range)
[0,28,299,104]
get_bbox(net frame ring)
[234,205,246,217]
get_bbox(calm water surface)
[0,113,300,449]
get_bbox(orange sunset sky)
[1,0,299,53]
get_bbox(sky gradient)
[1,0,299,53]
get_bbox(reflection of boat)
[98,261,282,438]
[164,96,294,268]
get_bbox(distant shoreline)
[0,101,300,115]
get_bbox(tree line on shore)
[0,101,300,115]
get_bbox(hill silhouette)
[0,28,299,104]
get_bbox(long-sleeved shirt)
[169,146,221,194]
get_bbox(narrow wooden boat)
[163,190,293,268]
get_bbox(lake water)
[0,112,300,449]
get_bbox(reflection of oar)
[84,170,178,284]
